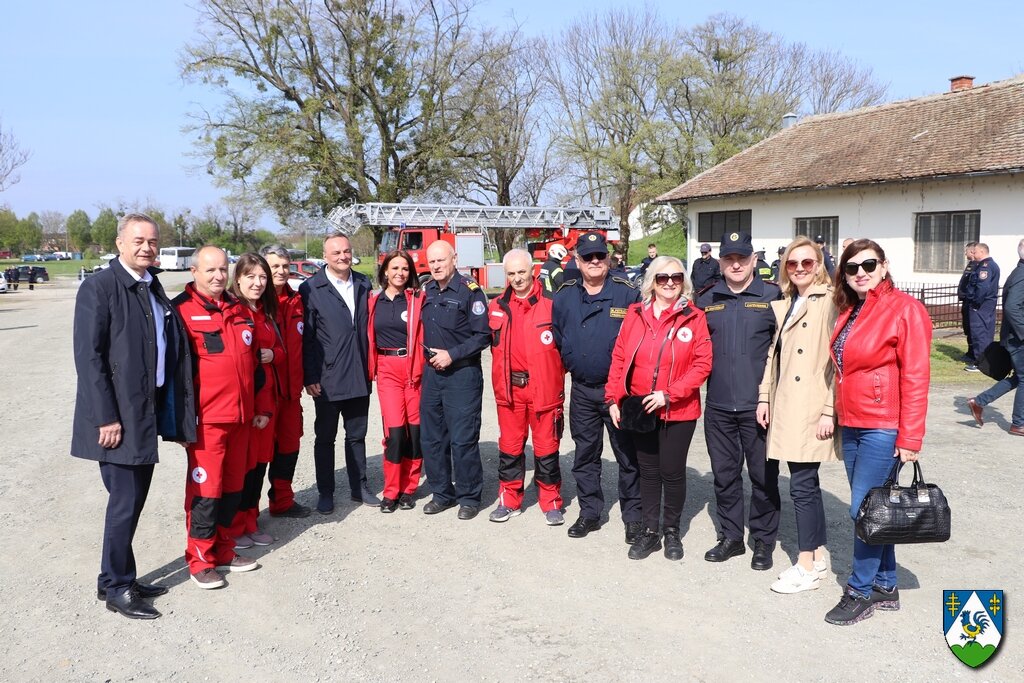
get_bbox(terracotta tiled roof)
[657,75,1024,203]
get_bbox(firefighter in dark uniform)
[755,249,773,282]
[695,231,782,571]
[539,243,567,294]
[964,242,1001,371]
[419,240,491,519]
[957,242,978,363]
[769,246,785,282]
[552,232,643,542]
[815,236,836,279]
[690,243,720,291]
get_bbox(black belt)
[377,347,408,357]
[510,371,529,388]
[574,378,606,389]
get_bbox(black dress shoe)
[97,581,169,601]
[624,520,643,545]
[269,502,312,518]
[704,538,746,562]
[751,539,774,571]
[398,493,415,510]
[567,516,601,538]
[663,527,684,561]
[423,499,456,515]
[105,587,161,620]
[380,497,399,513]
[627,529,662,560]
[457,505,479,520]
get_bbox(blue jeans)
[975,339,1024,427]
[842,427,899,597]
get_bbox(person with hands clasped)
[824,239,931,626]
[606,257,713,561]
[756,237,839,595]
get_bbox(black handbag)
[855,461,951,545]
[617,325,676,434]
[978,341,1012,380]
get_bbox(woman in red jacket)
[368,250,425,512]
[606,256,713,561]
[825,239,931,626]
[229,253,285,549]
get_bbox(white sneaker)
[771,564,821,594]
[777,558,827,580]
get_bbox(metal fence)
[894,281,1001,329]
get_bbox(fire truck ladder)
[325,202,615,236]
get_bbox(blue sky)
[1,1,1021,229]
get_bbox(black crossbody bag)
[619,326,675,433]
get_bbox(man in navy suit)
[300,233,378,514]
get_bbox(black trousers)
[98,462,154,594]
[961,302,974,359]
[313,395,370,497]
[787,461,827,551]
[631,420,696,531]
[420,364,484,506]
[568,381,641,523]
[703,406,780,544]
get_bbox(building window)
[794,217,839,255]
[697,210,752,243]
[914,211,980,272]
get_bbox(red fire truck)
[325,203,618,288]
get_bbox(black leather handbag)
[978,341,1012,380]
[618,325,676,434]
[855,461,951,545]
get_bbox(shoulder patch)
[979,270,989,280]
[611,275,637,288]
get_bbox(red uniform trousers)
[496,384,563,512]
[377,354,422,500]
[267,398,303,514]
[229,413,277,538]
[185,422,249,573]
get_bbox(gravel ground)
[0,275,1020,681]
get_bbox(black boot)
[663,527,683,561]
[627,528,662,560]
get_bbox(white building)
[657,75,1024,285]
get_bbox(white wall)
[682,173,1023,284]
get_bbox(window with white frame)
[913,211,980,272]
[794,217,839,255]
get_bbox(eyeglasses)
[654,272,685,286]
[843,259,880,276]
[785,258,817,273]
[580,252,607,262]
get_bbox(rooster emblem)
[960,610,990,643]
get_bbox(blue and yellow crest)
[943,590,1003,668]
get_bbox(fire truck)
[325,202,618,287]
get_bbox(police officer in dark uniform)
[552,232,643,541]
[539,243,567,295]
[695,231,782,571]
[964,242,1001,372]
[957,242,978,363]
[690,243,720,292]
[769,246,785,282]
[420,240,491,519]
[755,248,773,282]
[815,236,836,279]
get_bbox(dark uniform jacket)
[691,256,721,292]
[422,272,490,363]
[551,273,641,385]
[300,267,372,401]
[538,258,564,295]
[964,256,1000,310]
[71,259,196,465]
[1000,260,1024,345]
[957,260,978,301]
[695,276,781,412]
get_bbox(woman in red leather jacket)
[824,239,931,626]
[606,256,713,561]
[367,250,425,512]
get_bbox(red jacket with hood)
[275,283,305,401]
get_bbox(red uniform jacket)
[829,279,931,450]
[250,302,285,415]
[275,284,305,401]
[173,283,267,424]
[606,299,713,422]
[367,288,425,385]
[488,279,565,412]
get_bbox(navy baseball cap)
[576,232,608,257]
[718,231,753,258]
[699,243,712,253]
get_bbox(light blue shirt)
[120,259,167,388]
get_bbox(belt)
[377,347,408,357]
[574,378,606,389]
[510,371,529,388]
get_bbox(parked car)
[16,265,50,282]
[287,272,308,291]
[41,253,60,261]
[0,272,7,293]
[22,254,40,262]
[93,254,117,273]
[289,260,323,277]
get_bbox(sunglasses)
[654,272,685,286]
[843,259,880,276]
[785,258,817,273]
[580,252,607,262]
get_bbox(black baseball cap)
[576,232,608,257]
[719,231,753,258]
[814,235,826,243]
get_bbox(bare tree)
[0,119,31,192]
[801,49,888,114]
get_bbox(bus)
[159,246,196,271]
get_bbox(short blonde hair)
[640,255,691,302]
[778,237,830,297]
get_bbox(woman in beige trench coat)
[757,236,839,594]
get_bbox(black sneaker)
[663,527,683,561]
[380,497,398,513]
[627,529,662,560]
[825,590,876,626]
[624,521,643,545]
[398,493,415,510]
[871,585,901,611]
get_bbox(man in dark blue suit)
[300,232,377,514]
[72,213,196,619]
[964,242,1001,372]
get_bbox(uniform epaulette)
[466,280,480,291]
[611,275,637,288]
[557,279,578,291]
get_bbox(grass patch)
[627,229,687,265]
[1,258,104,276]
[931,335,991,385]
